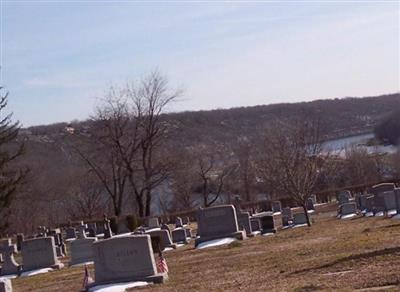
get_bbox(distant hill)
[20,92,400,145]
[9,92,400,233]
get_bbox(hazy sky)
[1,1,399,126]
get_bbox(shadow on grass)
[375,223,400,230]
[292,246,400,275]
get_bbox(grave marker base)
[194,230,246,247]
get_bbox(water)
[323,133,398,156]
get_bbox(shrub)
[126,215,139,231]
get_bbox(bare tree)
[257,119,332,226]
[231,136,256,202]
[339,146,384,186]
[65,174,108,220]
[192,145,236,207]
[168,149,197,211]
[123,71,180,217]
[74,71,180,218]
[71,96,131,217]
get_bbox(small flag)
[82,264,94,289]
[157,253,169,273]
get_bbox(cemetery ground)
[12,204,400,291]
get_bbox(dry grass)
[11,205,400,291]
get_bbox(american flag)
[82,264,94,289]
[157,253,168,273]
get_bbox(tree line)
[0,73,399,235]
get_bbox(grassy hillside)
[12,204,400,291]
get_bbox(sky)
[0,1,399,126]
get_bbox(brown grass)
[11,206,400,291]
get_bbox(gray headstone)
[306,198,315,211]
[171,228,188,244]
[21,237,63,272]
[310,194,317,204]
[282,207,293,218]
[395,188,400,211]
[69,237,97,266]
[252,212,281,233]
[65,228,76,240]
[90,235,167,286]
[77,223,87,239]
[0,239,20,276]
[382,191,397,211]
[195,205,246,246]
[250,218,261,231]
[0,278,12,292]
[148,218,160,229]
[365,195,375,212]
[184,228,193,238]
[237,212,252,235]
[160,224,171,234]
[271,201,282,213]
[175,217,183,228]
[340,202,357,216]
[293,213,308,225]
[87,223,97,237]
[371,183,395,195]
[338,191,351,205]
[146,230,176,251]
[182,217,190,225]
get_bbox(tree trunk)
[145,190,152,217]
[302,204,312,227]
[137,195,145,218]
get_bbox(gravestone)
[282,207,293,218]
[0,278,12,292]
[271,201,282,213]
[184,228,193,238]
[103,216,113,239]
[146,230,176,250]
[250,218,261,232]
[337,191,351,205]
[69,237,97,266]
[171,228,189,244]
[16,234,24,252]
[0,239,20,276]
[65,227,76,240]
[182,217,190,225]
[395,188,400,211]
[371,183,395,213]
[293,213,309,225]
[175,217,183,228]
[69,224,97,266]
[306,198,315,211]
[87,223,97,237]
[148,218,160,229]
[195,205,246,247]
[282,207,293,226]
[96,223,105,235]
[21,237,64,272]
[339,202,357,216]
[365,195,375,214]
[252,212,282,234]
[160,224,171,234]
[89,235,167,287]
[382,191,397,212]
[310,194,317,204]
[355,194,368,211]
[371,183,395,195]
[236,212,252,236]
